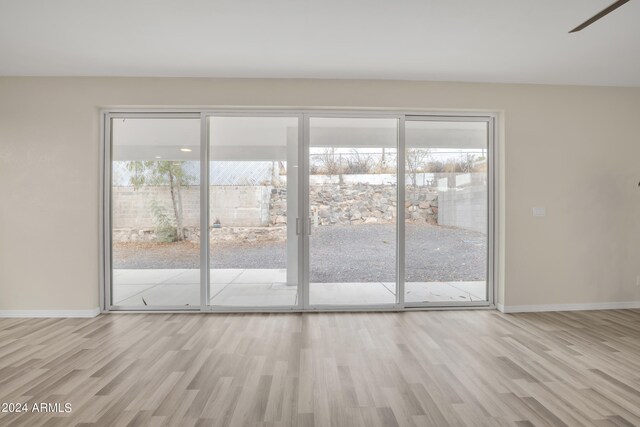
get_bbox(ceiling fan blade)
[569,0,630,33]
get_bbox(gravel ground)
[113,224,486,282]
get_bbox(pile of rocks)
[113,183,439,244]
[113,226,287,244]
[269,184,438,226]
[268,183,439,226]
[113,226,201,243]
[406,188,438,224]
[269,188,288,226]
[310,184,397,225]
[210,225,285,244]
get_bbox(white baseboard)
[497,301,640,313]
[0,308,101,318]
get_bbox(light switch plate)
[533,207,546,217]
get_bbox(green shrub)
[149,199,178,242]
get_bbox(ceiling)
[112,116,486,161]
[1,0,639,86]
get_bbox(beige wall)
[1,77,639,311]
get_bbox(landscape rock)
[116,183,438,243]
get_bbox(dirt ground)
[113,223,486,282]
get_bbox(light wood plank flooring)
[1,310,640,426]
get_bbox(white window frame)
[100,108,498,312]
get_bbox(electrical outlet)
[533,207,546,217]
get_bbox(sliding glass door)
[404,118,490,305]
[306,117,400,307]
[105,111,494,311]
[207,116,300,308]
[109,115,201,308]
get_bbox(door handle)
[295,218,313,235]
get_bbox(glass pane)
[111,117,201,307]
[309,117,398,306]
[208,117,299,307]
[405,120,488,303]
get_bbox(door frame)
[199,112,305,312]
[302,112,405,311]
[100,109,498,312]
[403,115,496,309]
[102,111,202,312]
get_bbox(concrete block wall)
[112,185,271,229]
[438,180,487,233]
[210,186,272,227]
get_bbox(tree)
[405,148,430,206]
[406,148,430,187]
[127,160,192,241]
[317,148,341,175]
[345,149,375,174]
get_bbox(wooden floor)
[1,310,640,426]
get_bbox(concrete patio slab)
[230,269,287,284]
[405,281,486,303]
[210,283,297,306]
[210,269,244,284]
[112,269,487,307]
[309,282,395,305]
[112,284,157,304]
[113,269,187,285]
[117,284,200,306]
[447,281,487,300]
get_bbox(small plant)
[316,148,342,175]
[127,160,193,241]
[344,150,375,174]
[406,148,430,187]
[149,199,178,242]
[213,218,222,228]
